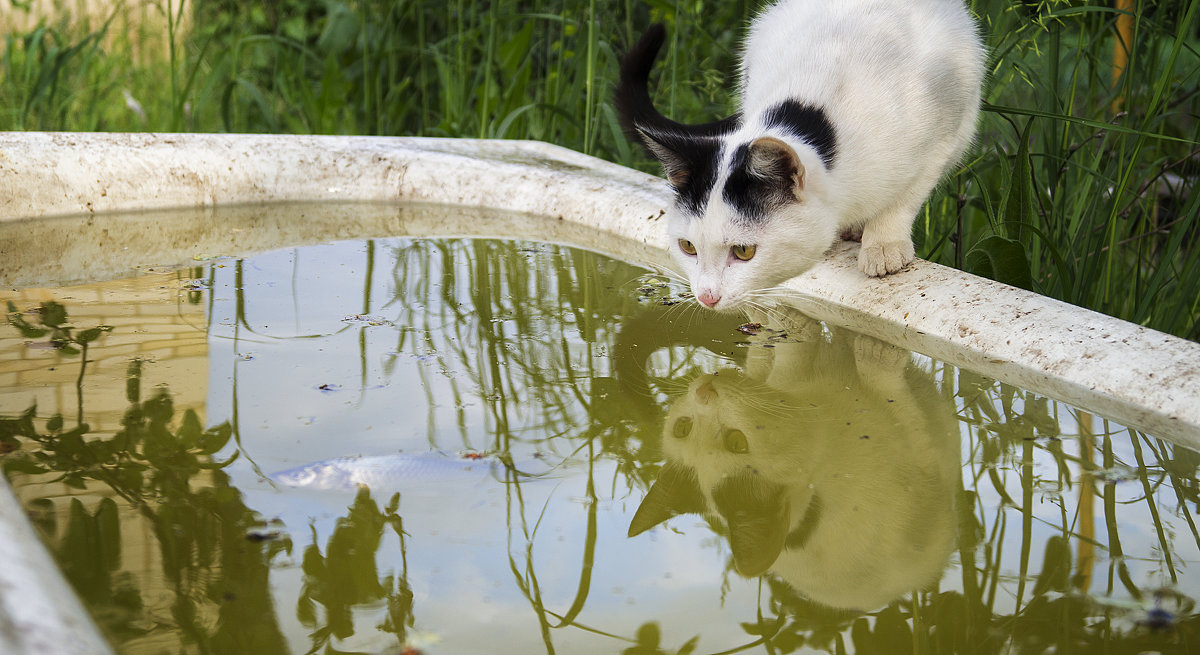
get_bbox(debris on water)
[343,314,395,327]
[633,277,687,305]
[316,383,341,393]
[244,528,283,543]
[180,279,210,291]
[1090,464,1139,484]
[1139,606,1177,632]
[735,322,793,345]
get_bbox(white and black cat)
[616,0,985,311]
[627,309,961,611]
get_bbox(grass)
[1,0,1197,339]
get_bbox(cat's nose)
[696,380,718,404]
[697,291,721,307]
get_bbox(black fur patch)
[643,129,722,216]
[614,22,739,216]
[764,100,837,168]
[722,143,766,221]
[721,142,796,223]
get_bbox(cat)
[616,0,985,311]
[627,308,961,611]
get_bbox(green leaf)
[3,457,49,476]
[7,305,48,338]
[39,301,68,328]
[176,409,203,448]
[317,2,360,54]
[77,325,112,344]
[965,236,1034,291]
[198,422,234,455]
[1031,535,1071,597]
[1003,119,1036,246]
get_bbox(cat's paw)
[853,334,908,376]
[857,239,915,277]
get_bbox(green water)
[2,235,1199,654]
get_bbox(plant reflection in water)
[3,236,1200,654]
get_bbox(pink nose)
[697,291,720,308]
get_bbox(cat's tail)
[614,23,739,152]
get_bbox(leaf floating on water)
[737,322,764,335]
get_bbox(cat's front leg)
[857,207,916,277]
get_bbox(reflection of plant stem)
[1102,435,1141,599]
[1076,412,1095,593]
[540,608,635,643]
[757,578,780,655]
[506,473,557,654]
[1131,430,1178,584]
[1016,439,1034,611]
[76,340,88,426]
[549,436,598,628]
[1160,437,1200,549]
[987,507,1005,612]
[359,240,374,400]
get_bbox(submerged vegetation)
[0,0,1198,338]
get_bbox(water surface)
[2,227,1198,654]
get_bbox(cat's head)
[643,130,839,312]
[614,25,836,311]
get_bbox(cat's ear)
[713,473,791,577]
[628,462,706,537]
[636,128,696,189]
[747,136,805,199]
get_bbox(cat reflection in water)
[628,309,960,611]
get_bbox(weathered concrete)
[0,472,114,654]
[0,131,1197,652]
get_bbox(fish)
[269,452,550,491]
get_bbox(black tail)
[614,23,739,154]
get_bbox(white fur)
[654,309,961,610]
[669,0,984,310]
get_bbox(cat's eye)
[678,239,697,256]
[723,429,749,454]
[672,417,693,439]
[731,244,756,261]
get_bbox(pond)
[2,204,1198,654]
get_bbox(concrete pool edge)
[3,132,1197,442]
[0,131,1197,652]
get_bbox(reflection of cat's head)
[630,321,960,612]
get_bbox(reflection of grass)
[9,242,1200,651]
[2,302,298,652]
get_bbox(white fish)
[269,452,548,491]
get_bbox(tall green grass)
[1,0,1197,339]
